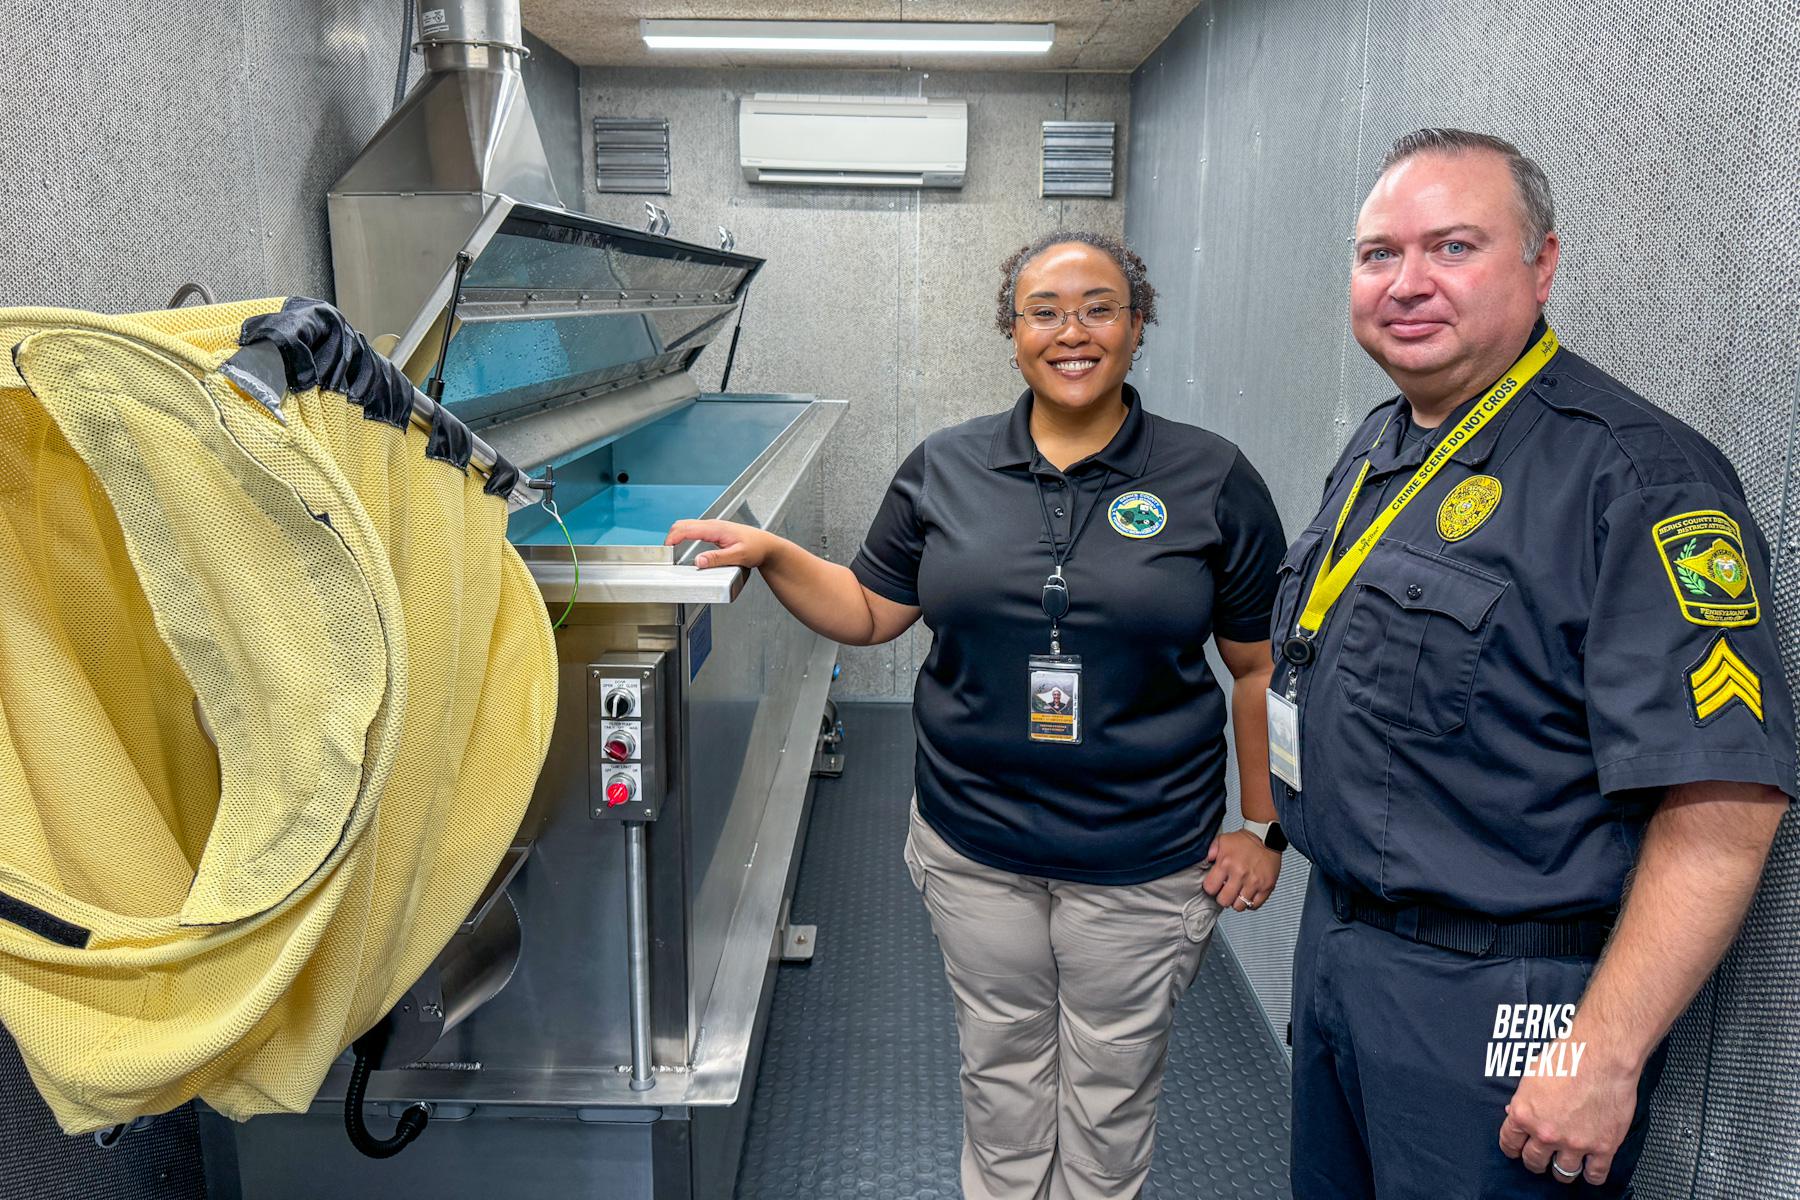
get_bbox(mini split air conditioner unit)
[738,94,968,188]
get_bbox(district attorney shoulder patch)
[1654,510,1759,627]
[1109,491,1167,539]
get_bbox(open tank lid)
[368,201,762,438]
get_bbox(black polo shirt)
[852,385,1286,884]
[1271,334,1796,919]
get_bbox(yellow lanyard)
[1294,326,1559,641]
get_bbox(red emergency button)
[606,775,635,807]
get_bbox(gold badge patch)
[1676,540,1749,597]
[1654,511,1760,627]
[1688,633,1763,725]
[1437,475,1503,542]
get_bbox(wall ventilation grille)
[594,117,672,194]
[1041,121,1116,198]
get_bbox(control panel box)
[587,652,670,821]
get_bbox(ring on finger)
[1550,1158,1582,1181]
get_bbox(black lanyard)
[1034,467,1114,654]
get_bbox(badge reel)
[1266,631,1310,790]
[1029,571,1083,745]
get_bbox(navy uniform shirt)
[852,385,1286,885]
[1271,331,1796,919]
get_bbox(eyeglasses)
[1013,300,1134,331]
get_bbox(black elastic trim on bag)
[359,371,415,430]
[239,298,416,430]
[426,405,474,471]
[0,891,91,948]
[483,456,520,498]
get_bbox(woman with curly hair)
[669,231,1286,1199]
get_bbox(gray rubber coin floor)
[735,702,1292,1199]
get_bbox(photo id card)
[1028,654,1084,744]
[1267,688,1301,790]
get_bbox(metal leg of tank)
[625,821,657,1093]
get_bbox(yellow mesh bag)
[0,298,556,1133]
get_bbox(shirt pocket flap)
[1355,542,1507,632]
[1271,526,1329,644]
[1278,525,1327,578]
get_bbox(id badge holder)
[1028,654,1083,744]
[1266,688,1301,790]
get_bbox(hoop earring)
[1010,354,1019,370]
[1132,349,1142,365]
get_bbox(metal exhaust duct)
[327,0,763,475]
[334,0,558,205]
[328,0,561,348]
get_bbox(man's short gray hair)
[1380,129,1556,262]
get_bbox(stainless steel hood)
[329,0,559,346]
[331,0,560,206]
[327,0,763,472]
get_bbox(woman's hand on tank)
[666,519,778,570]
[1201,830,1282,913]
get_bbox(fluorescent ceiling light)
[640,19,1056,54]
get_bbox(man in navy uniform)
[1270,128,1795,1197]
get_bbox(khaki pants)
[903,803,1222,1200]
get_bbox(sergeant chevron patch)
[1688,634,1764,725]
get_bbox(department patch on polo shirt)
[1108,491,1167,539]
[1437,475,1503,542]
[1653,511,1759,627]
[1688,633,1764,725]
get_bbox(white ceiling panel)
[525,0,1207,71]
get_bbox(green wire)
[545,500,579,631]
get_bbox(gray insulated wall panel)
[0,0,406,311]
[0,0,582,314]
[1128,0,1800,1196]
[523,31,586,209]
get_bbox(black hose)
[392,0,415,112]
[343,1032,430,1159]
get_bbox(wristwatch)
[1242,820,1288,853]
